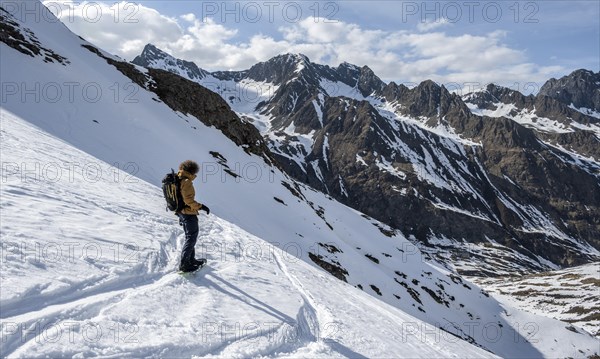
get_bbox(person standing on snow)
[176,160,210,272]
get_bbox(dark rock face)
[539,69,600,112]
[466,83,598,127]
[308,252,348,282]
[356,66,386,97]
[134,45,600,276]
[0,6,69,64]
[458,74,600,271]
[244,53,311,84]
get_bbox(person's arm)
[180,179,202,211]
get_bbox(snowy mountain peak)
[334,61,362,83]
[248,52,310,73]
[355,65,385,97]
[463,83,529,109]
[132,43,209,82]
[539,68,600,113]
[139,43,163,58]
[417,78,443,91]
[278,52,310,64]
[338,61,360,70]
[219,52,318,86]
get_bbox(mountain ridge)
[133,43,600,277]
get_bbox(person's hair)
[179,160,199,175]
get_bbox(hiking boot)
[179,262,200,273]
[193,258,207,267]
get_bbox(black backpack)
[162,169,185,212]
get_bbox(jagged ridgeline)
[134,45,600,276]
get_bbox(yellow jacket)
[177,170,202,215]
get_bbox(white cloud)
[297,17,350,43]
[44,1,565,91]
[180,13,196,22]
[186,18,237,46]
[46,1,183,58]
[417,18,451,32]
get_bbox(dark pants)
[177,213,199,268]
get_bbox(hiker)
[176,160,210,272]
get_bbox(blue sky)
[135,0,599,69]
[49,0,599,93]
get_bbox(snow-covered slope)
[1,111,499,358]
[3,108,599,357]
[471,263,600,338]
[2,2,599,357]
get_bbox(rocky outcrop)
[0,6,68,64]
[539,69,600,112]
